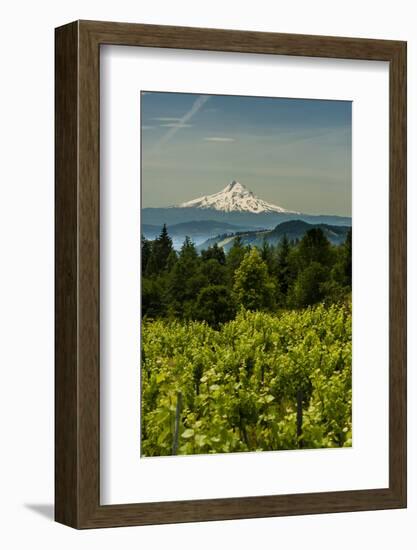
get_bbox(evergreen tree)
[233,248,275,311]
[179,235,198,262]
[276,234,291,297]
[328,228,352,302]
[158,223,173,261]
[195,285,236,327]
[297,227,332,268]
[341,228,352,287]
[166,249,178,272]
[201,243,226,265]
[141,235,152,275]
[200,258,227,286]
[145,224,174,275]
[226,236,246,281]
[144,243,159,276]
[142,277,166,318]
[291,261,327,308]
[260,239,274,274]
[167,237,203,317]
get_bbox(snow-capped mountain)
[178,180,297,214]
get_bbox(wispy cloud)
[204,137,235,142]
[149,95,210,154]
[142,125,155,130]
[153,117,182,122]
[161,123,193,128]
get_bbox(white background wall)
[0,0,415,547]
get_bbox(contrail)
[149,94,210,154]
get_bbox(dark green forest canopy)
[142,224,352,327]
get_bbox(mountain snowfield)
[178,180,298,214]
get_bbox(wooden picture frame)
[55,20,407,529]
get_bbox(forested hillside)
[142,224,352,325]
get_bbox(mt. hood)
[178,180,297,214]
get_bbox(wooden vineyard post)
[297,389,303,448]
[172,391,183,455]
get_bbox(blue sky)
[141,91,352,216]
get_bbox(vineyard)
[141,302,352,456]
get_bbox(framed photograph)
[55,20,406,528]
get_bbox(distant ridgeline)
[141,206,351,229]
[142,218,351,252]
[196,219,350,253]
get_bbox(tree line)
[142,224,352,327]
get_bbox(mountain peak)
[222,180,255,197]
[225,179,244,191]
[178,180,296,214]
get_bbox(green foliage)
[297,227,333,268]
[201,243,226,265]
[141,225,352,325]
[142,277,166,318]
[260,239,275,274]
[275,234,291,304]
[291,262,327,308]
[144,224,174,275]
[200,258,227,286]
[332,228,352,288]
[226,236,246,281]
[194,285,236,328]
[233,248,275,311]
[141,302,352,456]
[167,237,202,318]
[141,234,152,276]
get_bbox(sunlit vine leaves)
[141,302,352,456]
